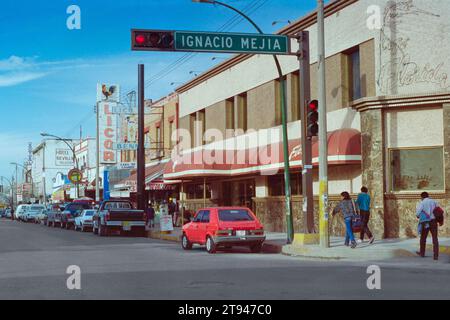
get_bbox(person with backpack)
[332,191,359,249]
[357,187,375,244]
[416,192,440,260]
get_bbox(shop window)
[187,183,212,199]
[389,147,444,192]
[269,174,302,196]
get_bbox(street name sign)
[131,29,291,55]
[174,31,290,55]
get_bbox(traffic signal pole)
[298,31,315,234]
[318,0,330,248]
[137,64,146,211]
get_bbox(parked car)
[60,202,93,230]
[181,207,265,254]
[0,209,5,218]
[4,208,12,218]
[15,204,30,221]
[93,200,146,237]
[23,204,46,223]
[74,209,96,232]
[47,207,62,227]
[35,209,49,225]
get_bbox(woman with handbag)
[332,191,359,249]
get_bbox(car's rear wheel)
[181,234,193,250]
[99,224,108,237]
[250,243,263,253]
[206,236,216,254]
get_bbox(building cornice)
[175,0,358,94]
[352,91,450,112]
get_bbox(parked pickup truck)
[92,200,147,237]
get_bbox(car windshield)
[84,211,95,216]
[218,209,254,222]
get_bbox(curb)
[426,244,450,255]
[147,231,283,253]
[281,244,416,261]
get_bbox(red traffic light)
[308,100,318,111]
[135,34,146,45]
[131,30,175,51]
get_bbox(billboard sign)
[97,83,120,103]
[99,102,118,164]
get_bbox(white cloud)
[0,71,48,87]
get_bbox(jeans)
[344,217,356,245]
[360,210,373,240]
[419,219,439,259]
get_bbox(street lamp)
[10,162,34,202]
[40,132,80,199]
[192,0,294,244]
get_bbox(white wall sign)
[55,148,73,166]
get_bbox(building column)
[443,104,450,235]
[360,108,386,238]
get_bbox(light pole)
[40,133,80,199]
[192,0,294,243]
[317,0,329,248]
[11,162,34,203]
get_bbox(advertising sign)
[97,83,120,103]
[68,169,83,184]
[55,148,73,166]
[99,102,118,164]
[118,162,137,170]
[159,204,174,232]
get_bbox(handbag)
[433,206,445,226]
[351,200,363,233]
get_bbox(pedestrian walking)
[357,187,375,244]
[416,192,440,260]
[147,202,155,229]
[332,191,359,249]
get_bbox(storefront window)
[269,174,302,196]
[390,147,444,192]
[187,183,212,199]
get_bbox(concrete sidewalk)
[147,227,286,253]
[282,237,450,261]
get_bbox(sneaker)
[369,237,375,244]
[357,239,363,244]
[351,242,357,249]
[416,251,425,257]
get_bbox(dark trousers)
[360,210,373,240]
[419,219,439,259]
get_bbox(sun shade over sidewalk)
[164,128,362,180]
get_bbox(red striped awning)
[164,128,361,180]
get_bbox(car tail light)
[215,229,232,236]
[249,229,264,235]
[143,213,147,221]
[105,212,110,222]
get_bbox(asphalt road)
[0,218,449,300]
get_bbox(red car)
[181,207,265,254]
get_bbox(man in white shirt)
[416,192,439,260]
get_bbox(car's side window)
[194,211,204,223]
[201,210,210,223]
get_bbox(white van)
[15,204,30,220]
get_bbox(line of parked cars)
[12,199,148,238]
[3,200,267,254]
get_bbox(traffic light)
[131,30,175,51]
[307,99,319,138]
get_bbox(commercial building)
[162,0,450,238]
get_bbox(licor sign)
[99,102,118,164]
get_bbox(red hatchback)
[181,207,265,254]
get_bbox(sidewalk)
[147,227,286,253]
[282,237,450,261]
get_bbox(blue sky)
[0,0,322,180]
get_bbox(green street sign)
[174,31,290,55]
